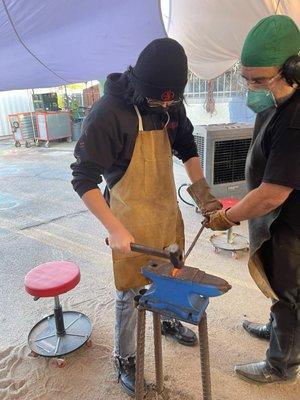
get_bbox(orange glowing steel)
[171,268,181,278]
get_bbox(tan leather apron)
[246,108,279,300]
[110,105,184,291]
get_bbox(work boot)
[234,361,297,384]
[242,320,271,340]
[114,356,136,397]
[161,319,197,346]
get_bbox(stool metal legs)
[135,307,213,400]
[54,296,66,336]
[28,295,92,358]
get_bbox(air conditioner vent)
[213,138,251,184]
[194,135,204,168]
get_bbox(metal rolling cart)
[35,111,72,147]
[8,112,37,147]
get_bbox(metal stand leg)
[153,312,164,394]
[198,312,212,400]
[135,306,146,400]
[54,296,66,336]
[227,227,234,245]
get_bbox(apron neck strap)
[133,105,170,131]
[164,111,170,128]
[133,105,144,131]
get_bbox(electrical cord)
[177,183,194,207]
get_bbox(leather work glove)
[187,177,222,215]
[205,209,240,231]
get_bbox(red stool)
[25,261,92,365]
[210,198,249,259]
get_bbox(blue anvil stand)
[134,261,231,400]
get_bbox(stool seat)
[25,261,80,298]
[219,197,239,209]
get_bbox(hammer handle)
[105,238,170,260]
[131,243,171,259]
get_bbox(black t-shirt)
[261,89,300,222]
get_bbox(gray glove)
[187,177,222,215]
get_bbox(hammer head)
[164,243,184,268]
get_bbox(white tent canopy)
[167,0,300,79]
[0,0,299,91]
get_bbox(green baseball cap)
[241,15,300,67]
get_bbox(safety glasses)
[146,97,183,108]
[237,71,282,90]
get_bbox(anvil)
[139,261,231,325]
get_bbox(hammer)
[105,238,184,268]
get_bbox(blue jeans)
[114,287,143,358]
[114,287,172,358]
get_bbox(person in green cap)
[205,15,300,384]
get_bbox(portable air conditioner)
[193,123,254,199]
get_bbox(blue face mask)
[246,89,276,113]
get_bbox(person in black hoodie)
[71,38,221,396]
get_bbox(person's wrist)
[107,220,124,235]
[224,208,239,225]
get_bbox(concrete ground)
[0,138,298,400]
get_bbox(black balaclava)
[129,38,188,102]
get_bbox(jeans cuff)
[114,352,136,360]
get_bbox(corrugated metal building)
[0,90,34,137]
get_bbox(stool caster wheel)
[86,339,92,348]
[51,358,67,368]
[231,251,238,260]
[57,358,67,368]
[29,350,39,358]
[213,247,220,254]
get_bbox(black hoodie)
[70,72,198,198]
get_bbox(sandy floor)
[0,139,299,400]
